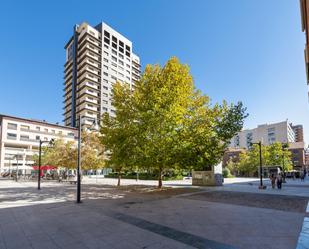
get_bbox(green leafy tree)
[134,57,194,188]
[33,133,104,173]
[100,57,248,188]
[81,131,105,171]
[100,82,137,186]
[180,97,248,171]
[233,142,292,176]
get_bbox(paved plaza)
[0,178,308,249]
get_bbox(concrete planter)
[192,163,223,186]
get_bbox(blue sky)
[0,0,308,143]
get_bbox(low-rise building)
[291,124,304,142]
[230,120,295,150]
[288,142,306,170]
[222,148,245,167]
[0,114,77,174]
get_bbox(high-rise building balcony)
[78,57,100,71]
[78,43,101,57]
[78,65,100,77]
[78,50,100,63]
[77,72,100,85]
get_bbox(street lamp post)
[251,141,266,189]
[13,154,21,182]
[76,115,98,204]
[77,115,82,203]
[9,157,11,178]
[282,143,288,183]
[38,139,54,190]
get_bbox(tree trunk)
[158,170,162,188]
[117,173,121,187]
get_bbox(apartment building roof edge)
[0,114,77,131]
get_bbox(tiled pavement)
[0,179,308,249]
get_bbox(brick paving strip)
[109,212,237,249]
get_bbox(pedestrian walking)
[301,172,305,181]
[277,173,282,189]
[270,174,276,189]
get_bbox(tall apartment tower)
[63,22,141,128]
[300,0,309,91]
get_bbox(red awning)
[32,165,58,170]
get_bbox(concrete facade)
[0,114,77,173]
[230,120,295,149]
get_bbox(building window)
[20,125,30,130]
[104,51,109,57]
[104,30,110,38]
[104,37,110,44]
[119,54,124,59]
[112,36,117,43]
[234,135,240,147]
[112,49,117,55]
[68,132,75,137]
[103,72,108,76]
[104,58,108,63]
[103,100,108,105]
[51,130,55,134]
[36,135,40,140]
[44,128,48,133]
[103,86,108,90]
[103,107,108,111]
[7,133,17,140]
[67,43,73,61]
[20,135,29,141]
[246,133,253,148]
[112,56,117,62]
[112,42,117,49]
[7,123,17,130]
[36,127,40,131]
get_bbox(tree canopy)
[227,142,292,176]
[100,57,248,187]
[32,132,104,171]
